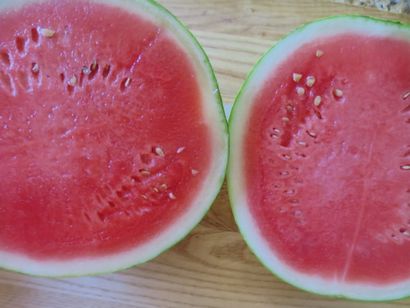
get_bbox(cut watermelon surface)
[228,17,410,301]
[0,0,227,276]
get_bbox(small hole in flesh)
[15,36,25,53]
[399,228,407,233]
[102,64,111,78]
[1,51,11,66]
[60,73,65,82]
[88,62,99,80]
[31,28,39,43]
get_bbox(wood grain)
[1,1,410,307]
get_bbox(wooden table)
[1,1,410,307]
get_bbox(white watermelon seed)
[316,49,324,58]
[176,147,185,154]
[168,192,176,200]
[306,130,317,138]
[160,183,168,190]
[403,91,410,100]
[141,195,148,200]
[191,169,199,175]
[292,73,302,82]
[31,63,39,73]
[140,169,150,176]
[282,117,290,122]
[306,76,316,87]
[298,141,307,146]
[68,76,77,86]
[153,187,159,193]
[154,146,165,157]
[334,89,344,98]
[296,86,305,96]
[401,165,410,170]
[314,96,322,107]
[82,66,91,75]
[124,77,131,87]
[40,28,55,38]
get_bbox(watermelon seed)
[270,128,280,138]
[313,96,322,107]
[139,169,150,176]
[141,195,148,200]
[31,28,39,43]
[333,89,344,98]
[306,130,317,138]
[282,117,290,122]
[306,76,316,88]
[191,169,199,175]
[298,141,307,147]
[292,73,302,82]
[120,77,132,91]
[68,76,77,86]
[296,86,305,96]
[31,63,39,74]
[400,165,410,170]
[40,28,55,38]
[315,49,324,58]
[279,171,289,176]
[281,154,292,160]
[284,189,296,195]
[89,62,99,80]
[82,66,91,75]
[160,183,168,191]
[176,147,185,154]
[168,192,176,200]
[154,146,165,157]
[1,51,11,67]
[153,187,159,193]
[403,92,410,100]
[102,64,111,78]
[15,36,25,53]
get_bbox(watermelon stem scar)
[0,0,228,277]
[228,16,410,301]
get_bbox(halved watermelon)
[0,0,228,276]
[228,16,410,301]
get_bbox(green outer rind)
[228,15,410,302]
[0,0,228,277]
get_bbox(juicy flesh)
[245,34,410,284]
[0,1,211,259]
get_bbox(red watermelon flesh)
[0,1,214,260]
[245,33,410,285]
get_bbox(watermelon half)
[228,16,410,301]
[0,0,228,276]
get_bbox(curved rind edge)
[0,0,228,277]
[228,15,410,302]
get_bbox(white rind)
[228,16,410,301]
[0,0,228,276]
